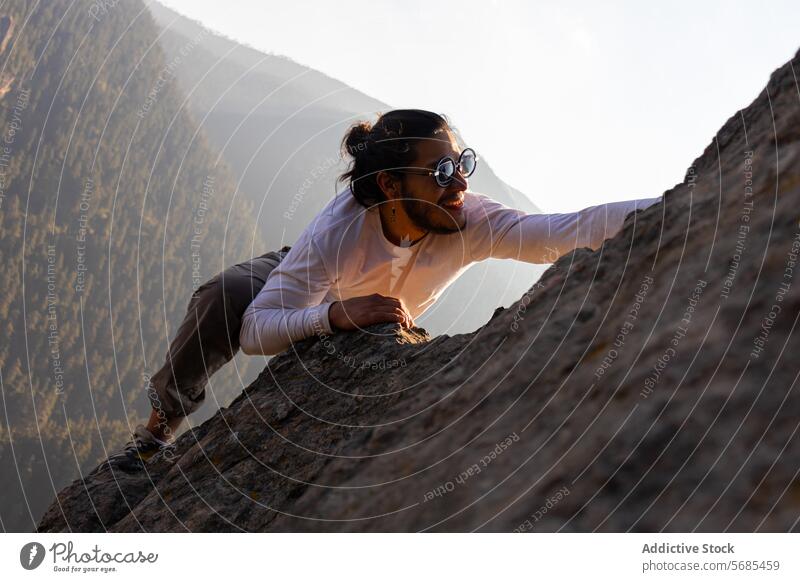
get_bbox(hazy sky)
[157,0,799,212]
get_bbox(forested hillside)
[0,0,262,531]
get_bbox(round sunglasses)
[398,147,478,187]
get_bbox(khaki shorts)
[147,246,290,418]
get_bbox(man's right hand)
[328,294,415,331]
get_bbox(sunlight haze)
[155,0,800,211]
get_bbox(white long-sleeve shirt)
[239,187,661,355]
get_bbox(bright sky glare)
[156,0,800,212]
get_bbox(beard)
[400,192,466,235]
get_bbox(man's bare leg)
[145,408,184,444]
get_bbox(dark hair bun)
[343,121,372,158]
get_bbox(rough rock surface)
[39,48,800,532]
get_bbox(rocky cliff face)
[39,48,800,532]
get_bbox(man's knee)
[222,251,288,310]
[184,250,287,346]
[190,269,254,319]
[220,268,266,315]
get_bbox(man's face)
[396,130,469,235]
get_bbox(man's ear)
[376,170,401,200]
